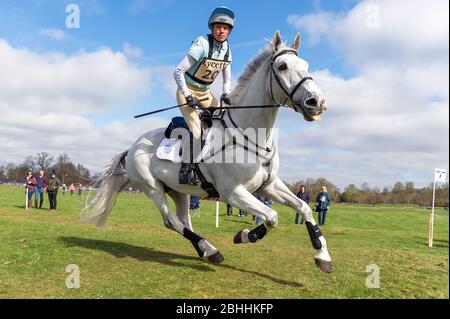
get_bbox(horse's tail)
[81,151,130,228]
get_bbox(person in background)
[226,203,233,216]
[78,183,83,196]
[35,169,48,209]
[295,185,310,224]
[69,183,75,195]
[316,186,331,226]
[26,171,38,210]
[47,170,60,211]
[62,184,66,195]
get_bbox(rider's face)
[212,24,230,43]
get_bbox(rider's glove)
[185,95,199,108]
[220,93,231,105]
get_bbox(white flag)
[434,168,447,183]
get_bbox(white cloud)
[123,42,143,59]
[287,12,338,46]
[0,39,168,173]
[38,28,67,40]
[0,39,151,114]
[288,0,449,65]
[280,0,449,188]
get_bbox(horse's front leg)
[223,185,279,244]
[257,178,332,273]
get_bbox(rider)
[173,6,235,185]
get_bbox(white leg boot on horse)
[257,177,332,273]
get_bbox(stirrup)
[179,163,199,185]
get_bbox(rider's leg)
[176,86,218,185]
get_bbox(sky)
[0,0,448,190]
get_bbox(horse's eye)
[278,63,288,71]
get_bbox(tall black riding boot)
[179,131,200,185]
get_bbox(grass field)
[0,185,448,299]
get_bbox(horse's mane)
[230,42,289,101]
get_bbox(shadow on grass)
[414,237,449,248]
[59,236,214,272]
[59,236,303,287]
[215,264,304,288]
[223,218,253,225]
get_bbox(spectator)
[62,184,66,195]
[239,208,247,217]
[35,169,48,209]
[78,183,83,196]
[69,183,75,195]
[25,171,38,210]
[47,170,61,211]
[316,186,331,225]
[295,185,310,224]
[226,203,233,216]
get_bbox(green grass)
[0,185,448,299]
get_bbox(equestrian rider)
[173,6,235,185]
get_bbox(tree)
[35,152,54,171]
[23,156,36,171]
[342,184,359,204]
[56,153,70,184]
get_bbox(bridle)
[269,48,314,114]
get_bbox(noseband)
[269,49,314,111]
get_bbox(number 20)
[202,70,220,81]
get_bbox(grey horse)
[82,31,332,273]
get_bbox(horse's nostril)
[305,97,318,107]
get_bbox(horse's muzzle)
[297,97,327,122]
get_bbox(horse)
[82,31,332,273]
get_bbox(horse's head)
[269,31,327,121]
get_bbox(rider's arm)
[222,64,231,94]
[173,55,197,98]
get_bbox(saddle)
[157,110,224,198]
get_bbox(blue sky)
[0,0,448,189]
[0,0,359,122]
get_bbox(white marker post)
[25,187,28,211]
[429,168,447,247]
[215,201,220,228]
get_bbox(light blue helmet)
[208,6,235,30]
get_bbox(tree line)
[0,152,92,186]
[1,155,448,207]
[285,178,449,208]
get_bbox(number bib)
[190,58,230,85]
[186,34,230,86]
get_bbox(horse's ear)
[272,31,283,52]
[291,33,301,52]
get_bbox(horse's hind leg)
[143,185,223,263]
[167,190,192,231]
[257,177,332,273]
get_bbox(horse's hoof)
[315,258,333,273]
[233,229,249,244]
[207,251,224,264]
